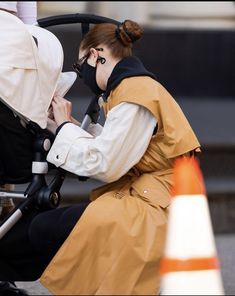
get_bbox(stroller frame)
[0,13,121,239]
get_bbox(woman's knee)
[28,208,65,254]
[28,204,89,253]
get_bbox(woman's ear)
[87,48,99,66]
[90,48,99,58]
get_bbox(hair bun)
[116,19,144,46]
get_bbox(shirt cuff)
[56,121,72,135]
[47,122,93,167]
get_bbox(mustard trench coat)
[40,77,200,295]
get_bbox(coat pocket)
[131,174,171,209]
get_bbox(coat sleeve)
[46,102,156,183]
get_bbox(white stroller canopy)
[0,10,76,129]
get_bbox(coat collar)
[103,56,156,101]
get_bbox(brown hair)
[80,19,144,59]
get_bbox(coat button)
[143,190,148,194]
[56,155,59,159]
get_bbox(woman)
[0,19,200,295]
[39,20,201,295]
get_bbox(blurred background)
[38,1,235,29]
[35,1,235,233]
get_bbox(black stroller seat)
[0,99,34,185]
[0,96,65,237]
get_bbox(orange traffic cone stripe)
[171,156,206,197]
[160,256,220,275]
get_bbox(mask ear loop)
[95,48,106,64]
[97,57,106,64]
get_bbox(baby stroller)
[0,10,120,239]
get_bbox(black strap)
[81,23,90,36]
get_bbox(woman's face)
[76,45,121,94]
[76,47,106,95]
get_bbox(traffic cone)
[160,156,224,295]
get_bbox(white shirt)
[47,102,157,183]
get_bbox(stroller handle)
[37,13,121,28]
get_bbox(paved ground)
[16,280,51,295]
[15,233,235,295]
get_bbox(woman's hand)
[51,96,72,126]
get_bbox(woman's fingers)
[50,96,72,126]
[53,95,70,104]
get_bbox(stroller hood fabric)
[0,10,76,129]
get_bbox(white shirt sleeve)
[86,122,103,137]
[16,1,37,24]
[46,102,157,183]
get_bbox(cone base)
[161,269,224,295]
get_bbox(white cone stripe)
[165,195,217,258]
[161,269,224,295]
